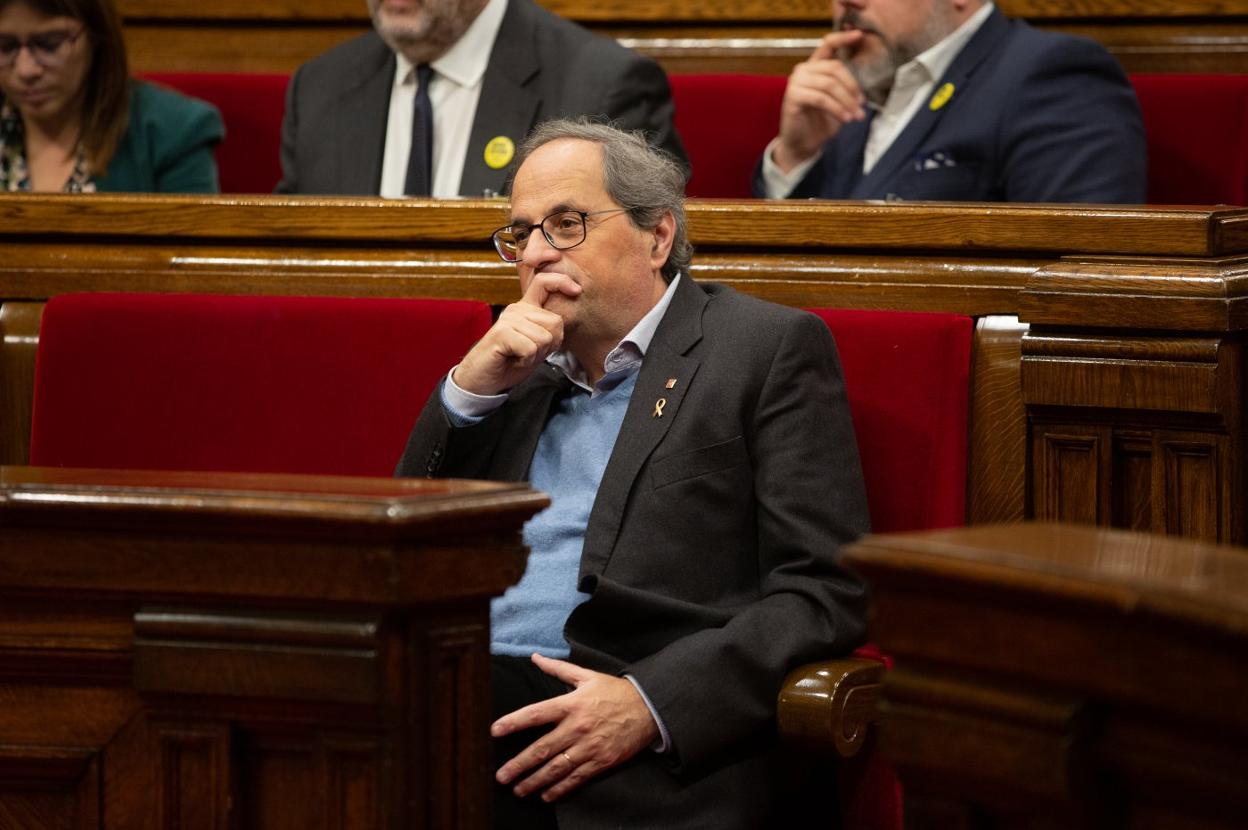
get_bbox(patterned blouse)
[0,101,95,193]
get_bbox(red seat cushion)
[671,74,787,198]
[1130,73,1248,205]
[140,72,289,194]
[808,308,972,532]
[30,293,491,476]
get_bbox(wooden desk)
[0,466,546,829]
[845,522,1248,828]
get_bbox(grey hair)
[512,118,692,282]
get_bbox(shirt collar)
[909,1,995,84]
[547,273,682,392]
[394,0,508,88]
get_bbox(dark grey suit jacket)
[753,9,1146,203]
[396,277,869,828]
[276,0,686,196]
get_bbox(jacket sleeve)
[274,68,303,195]
[998,35,1147,203]
[152,98,223,194]
[394,382,507,479]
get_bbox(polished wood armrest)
[778,657,884,758]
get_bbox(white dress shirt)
[379,0,508,198]
[762,1,995,197]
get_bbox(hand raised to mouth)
[451,272,583,397]
[772,29,868,172]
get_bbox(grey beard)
[838,42,897,109]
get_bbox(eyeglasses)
[492,208,631,263]
[0,28,84,70]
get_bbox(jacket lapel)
[459,0,541,196]
[579,277,707,579]
[850,8,1008,199]
[335,35,395,195]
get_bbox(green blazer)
[94,81,224,193]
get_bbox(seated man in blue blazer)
[754,0,1147,203]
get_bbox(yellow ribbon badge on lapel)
[929,82,955,111]
[484,136,516,170]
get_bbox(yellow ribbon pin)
[483,136,515,170]
[653,398,667,418]
[929,82,955,111]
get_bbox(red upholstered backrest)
[670,74,787,198]
[1130,74,1248,206]
[140,72,289,194]
[30,293,491,476]
[809,309,971,830]
[808,308,972,532]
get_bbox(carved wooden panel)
[408,616,492,830]
[1112,432,1154,532]
[1022,330,1244,543]
[154,723,233,830]
[1162,437,1222,541]
[1033,429,1105,525]
[0,746,100,830]
[323,739,387,830]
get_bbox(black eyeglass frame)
[491,207,632,262]
[0,27,85,70]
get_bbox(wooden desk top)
[0,465,548,533]
[0,466,547,604]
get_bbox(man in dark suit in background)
[754,0,1146,203]
[396,118,868,828]
[277,0,685,198]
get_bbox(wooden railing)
[2,195,1246,543]
[116,0,1248,74]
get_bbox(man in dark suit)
[754,0,1146,203]
[396,119,868,828]
[276,0,685,198]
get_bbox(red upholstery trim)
[139,72,289,194]
[670,74,788,198]
[1129,74,1248,206]
[30,293,491,476]
[808,308,972,533]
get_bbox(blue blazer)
[755,9,1147,203]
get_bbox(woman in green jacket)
[0,0,222,192]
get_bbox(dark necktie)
[403,64,434,196]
